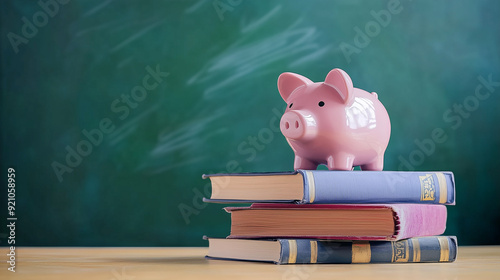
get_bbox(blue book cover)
[206,236,458,264]
[203,170,455,205]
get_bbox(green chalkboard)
[1,0,499,246]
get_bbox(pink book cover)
[225,203,447,241]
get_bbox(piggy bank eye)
[318,101,325,107]
[289,103,293,108]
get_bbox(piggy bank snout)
[280,111,317,140]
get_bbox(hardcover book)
[225,203,447,241]
[203,170,455,205]
[206,236,458,264]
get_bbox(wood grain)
[2,246,499,279]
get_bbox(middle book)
[225,203,447,241]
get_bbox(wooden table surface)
[2,246,500,279]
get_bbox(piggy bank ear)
[278,72,313,101]
[324,68,354,104]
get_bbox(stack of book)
[203,170,457,264]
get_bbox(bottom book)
[206,236,457,264]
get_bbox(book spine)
[300,170,455,205]
[278,236,457,264]
[392,204,447,240]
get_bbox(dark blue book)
[206,236,458,264]
[203,170,455,205]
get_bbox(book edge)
[205,236,458,264]
[203,170,456,205]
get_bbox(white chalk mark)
[151,110,223,157]
[83,0,114,17]
[144,156,207,174]
[108,125,136,146]
[117,56,134,69]
[108,104,160,146]
[136,107,227,174]
[188,22,321,98]
[75,18,128,38]
[185,0,207,14]
[110,20,163,53]
[289,45,332,67]
[241,5,282,33]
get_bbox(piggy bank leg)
[326,153,355,171]
[294,156,317,170]
[360,155,384,171]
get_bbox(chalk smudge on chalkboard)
[108,104,160,146]
[187,19,327,99]
[137,109,226,173]
[110,19,164,53]
[289,45,332,67]
[184,0,206,14]
[117,56,134,69]
[152,111,223,155]
[142,156,207,174]
[240,5,282,34]
[83,0,114,17]
[73,18,123,40]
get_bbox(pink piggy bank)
[278,68,391,171]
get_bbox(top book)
[203,170,455,205]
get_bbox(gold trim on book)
[411,238,421,262]
[438,237,450,262]
[288,240,297,264]
[391,240,410,262]
[310,241,318,264]
[305,171,316,203]
[419,174,436,201]
[352,241,371,263]
[436,172,448,204]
